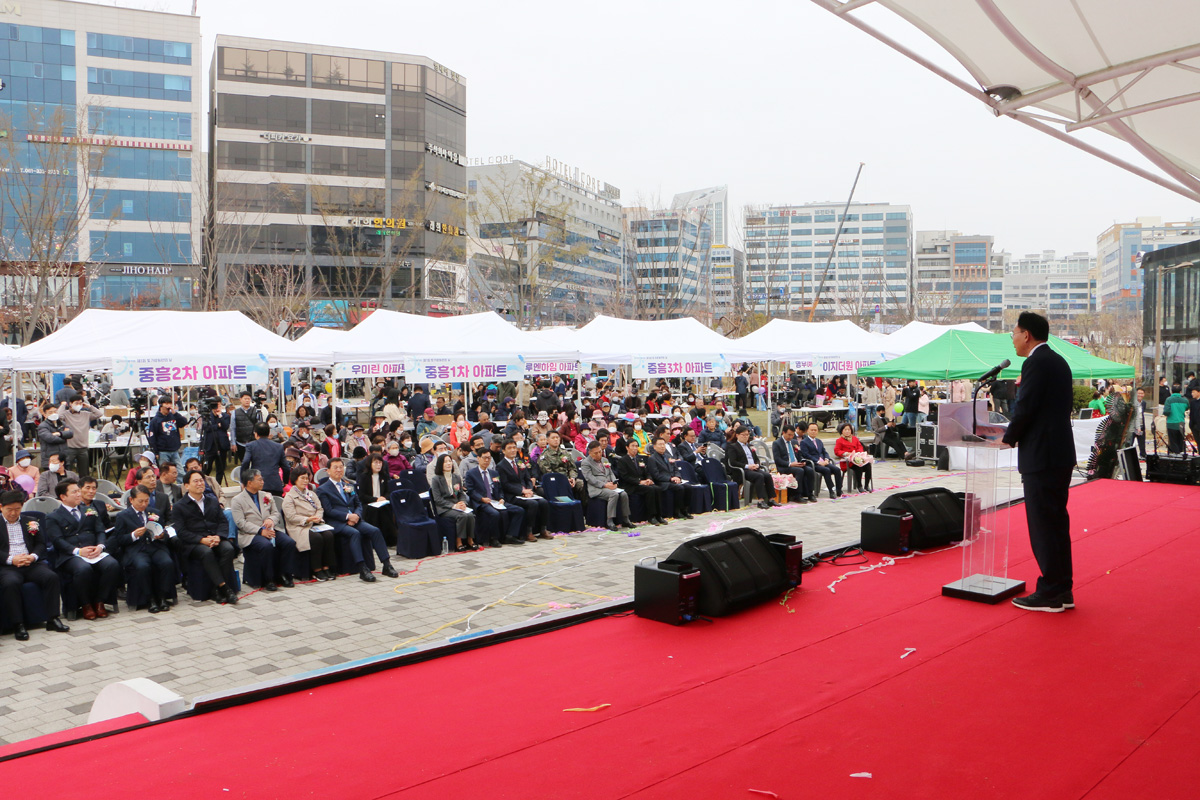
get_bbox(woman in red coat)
[833,422,873,493]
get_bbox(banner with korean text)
[793,354,888,375]
[111,354,270,389]
[333,361,406,379]
[404,356,526,383]
[632,355,730,379]
[523,360,582,375]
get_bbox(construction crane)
[807,162,864,322]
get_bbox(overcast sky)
[133,0,1198,256]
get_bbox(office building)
[743,202,912,321]
[209,35,467,325]
[1097,216,1200,313]
[1003,272,1096,334]
[709,244,744,322]
[0,0,202,324]
[672,186,728,247]
[624,205,712,320]
[1007,250,1094,275]
[1141,239,1200,386]
[914,230,1007,329]
[466,156,622,326]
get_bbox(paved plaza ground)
[0,459,975,746]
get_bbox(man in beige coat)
[230,469,296,591]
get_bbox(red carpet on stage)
[5,479,1200,799]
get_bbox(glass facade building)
[1142,239,1200,387]
[210,36,467,323]
[0,1,202,318]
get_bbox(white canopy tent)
[570,315,761,365]
[0,343,17,371]
[295,326,352,358]
[812,0,1200,203]
[734,319,895,363]
[883,320,991,356]
[328,310,578,362]
[8,310,330,371]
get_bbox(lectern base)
[942,574,1026,604]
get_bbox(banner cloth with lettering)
[112,354,270,389]
[333,361,406,379]
[524,360,581,375]
[404,356,526,383]
[792,354,890,375]
[632,355,730,379]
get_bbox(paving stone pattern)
[0,460,973,745]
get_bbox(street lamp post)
[1154,259,1193,392]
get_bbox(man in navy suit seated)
[43,478,121,620]
[799,422,843,498]
[464,450,525,548]
[0,490,70,639]
[109,485,176,613]
[317,458,397,583]
[497,438,550,541]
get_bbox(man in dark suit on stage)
[43,478,121,620]
[1003,311,1076,613]
[0,490,70,639]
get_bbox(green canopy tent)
[857,330,1134,381]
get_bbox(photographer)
[199,399,231,484]
[147,397,188,470]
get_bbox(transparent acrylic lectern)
[936,400,1026,603]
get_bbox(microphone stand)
[971,376,998,436]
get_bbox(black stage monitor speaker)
[634,559,701,625]
[860,507,913,556]
[877,487,965,548]
[1145,453,1200,485]
[667,528,790,617]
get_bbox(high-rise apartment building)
[913,230,1007,329]
[709,244,743,322]
[1097,216,1200,313]
[743,202,911,321]
[209,35,467,325]
[0,0,202,323]
[466,156,622,326]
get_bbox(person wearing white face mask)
[36,453,78,498]
[9,449,39,488]
[59,392,103,476]
[36,401,73,469]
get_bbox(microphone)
[978,359,1011,383]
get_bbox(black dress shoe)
[455,543,468,553]
[1012,592,1065,613]
[653,517,667,526]
[263,582,279,592]
[808,495,818,503]
[46,618,69,632]
[757,501,772,510]
[505,536,525,545]
[279,576,295,588]
[148,602,161,614]
[359,566,377,583]
[381,561,399,578]
[14,623,29,640]
[619,519,635,529]
[223,586,240,605]
[489,539,503,548]
[159,600,171,612]
[605,522,619,531]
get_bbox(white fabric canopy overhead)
[9,310,330,371]
[295,326,352,362]
[571,315,762,365]
[734,319,895,362]
[883,320,991,356]
[329,311,578,362]
[814,0,1200,202]
[0,343,17,371]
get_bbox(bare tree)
[466,163,598,327]
[224,259,314,333]
[0,104,112,343]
